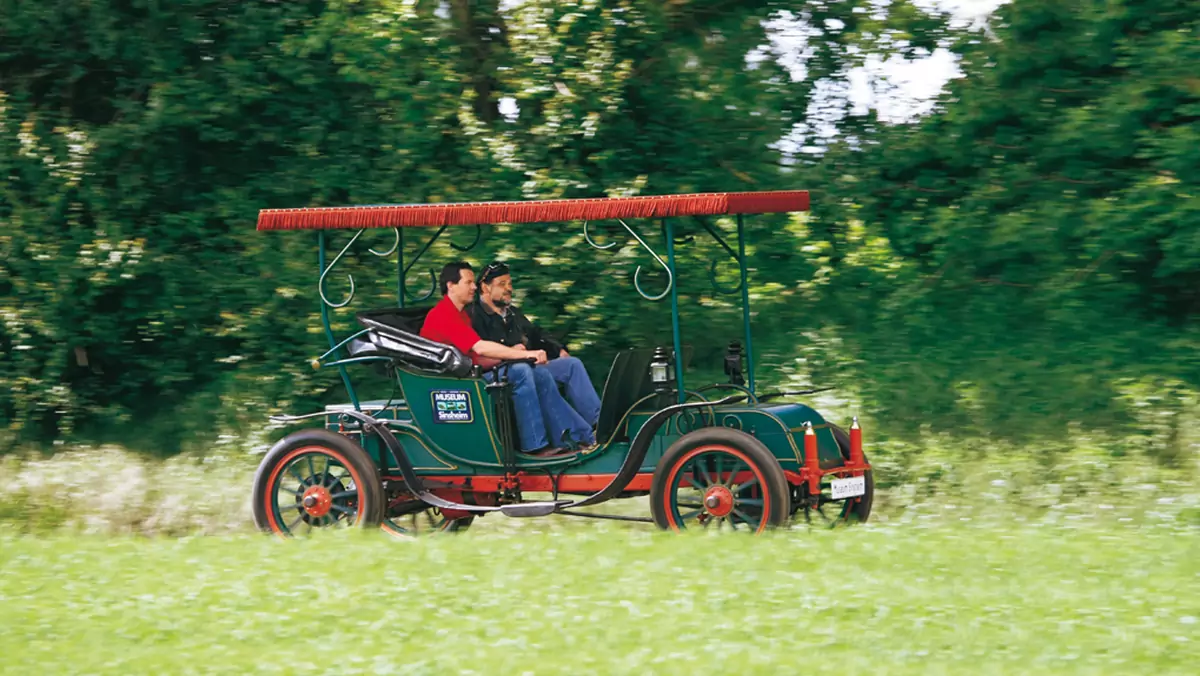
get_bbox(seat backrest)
[350,307,474,378]
[594,346,692,444]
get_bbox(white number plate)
[830,476,865,500]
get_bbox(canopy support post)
[664,219,686,404]
[736,214,755,394]
[318,231,361,411]
[397,228,405,308]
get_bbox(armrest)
[476,358,539,381]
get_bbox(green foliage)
[801,0,1200,446]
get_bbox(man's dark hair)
[479,261,510,285]
[439,261,474,296]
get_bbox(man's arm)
[514,307,564,357]
[472,339,547,365]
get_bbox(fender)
[560,394,742,509]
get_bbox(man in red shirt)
[421,262,595,454]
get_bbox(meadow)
[2,522,1197,675]
[2,444,1198,675]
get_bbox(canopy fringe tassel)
[256,191,809,231]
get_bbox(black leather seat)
[594,346,692,444]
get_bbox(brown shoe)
[529,445,567,457]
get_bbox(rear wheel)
[650,428,790,533]
[252,429,384,537]
[381,493,474,538]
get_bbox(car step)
[498,500,572,518]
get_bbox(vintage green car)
[251,191,873,537]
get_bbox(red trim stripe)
[256,191,810,231]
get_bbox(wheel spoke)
[307,455,317,481]
[733,477,759,493]
[736,498,763,507]
[697,459,714,486]
[732,508,757,527]
[677,501,704,509]
[331,504,355,516]
[679,509,703,521]
[288,464,306,484]
[278,503,302,512]
[286,514,304,532]
[685,475,705,491]
[724,461,747,487]
[329,490,358,500]
[321,461,333,488]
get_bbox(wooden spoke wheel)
[252,429,383,536]
[798,425,874,528]
[650,428,790,534]
[380,491,474,539]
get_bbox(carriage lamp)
[650,346,674,393]
[723,341,745,386]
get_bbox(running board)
[498,500,571,518]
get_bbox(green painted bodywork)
[324,368,847,477]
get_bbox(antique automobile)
[250,191,873,537]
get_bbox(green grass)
[3,524,1197,675]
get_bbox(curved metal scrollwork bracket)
[319,228,400,308]
[405,269,437,302]
[369,228,400,257]
[617,218,673,301]
[580,218,674,301]
[660,220,694,246]
[692,216,745,297]
[449,224,482,252]
[709,258,744,295]
[583,221,617,250]
[319,230,364,308]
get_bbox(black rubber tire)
[650,427,791,532]
[829,425,874,524]
[252,428,384,535]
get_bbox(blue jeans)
[543,356,601,427]
[485,363,595,451]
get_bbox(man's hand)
[559,349,570,359]
[530,349,548,365]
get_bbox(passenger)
[420,261,595,455]
[468,261,601,430]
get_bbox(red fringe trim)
[256,191,809,231]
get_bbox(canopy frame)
[285,191,810,410]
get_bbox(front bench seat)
[347,307,474,378]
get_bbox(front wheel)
[800,425,874,527]
[252,429,384,537]
[650,428,791,533]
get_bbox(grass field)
[3,523,1197,675]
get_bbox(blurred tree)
[1,0,1194,458]
[806,0,1199,444]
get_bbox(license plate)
[830,476,865,500]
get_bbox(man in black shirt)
[467,261,602,432]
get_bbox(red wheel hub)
[301,486,333,518]
[703,485,734,517]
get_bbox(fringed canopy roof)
[257,191,809,231]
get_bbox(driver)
[468,261,602,431]
[420,261,596,455]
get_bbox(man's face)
[448,269,477,306]
[484,273,513,308]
